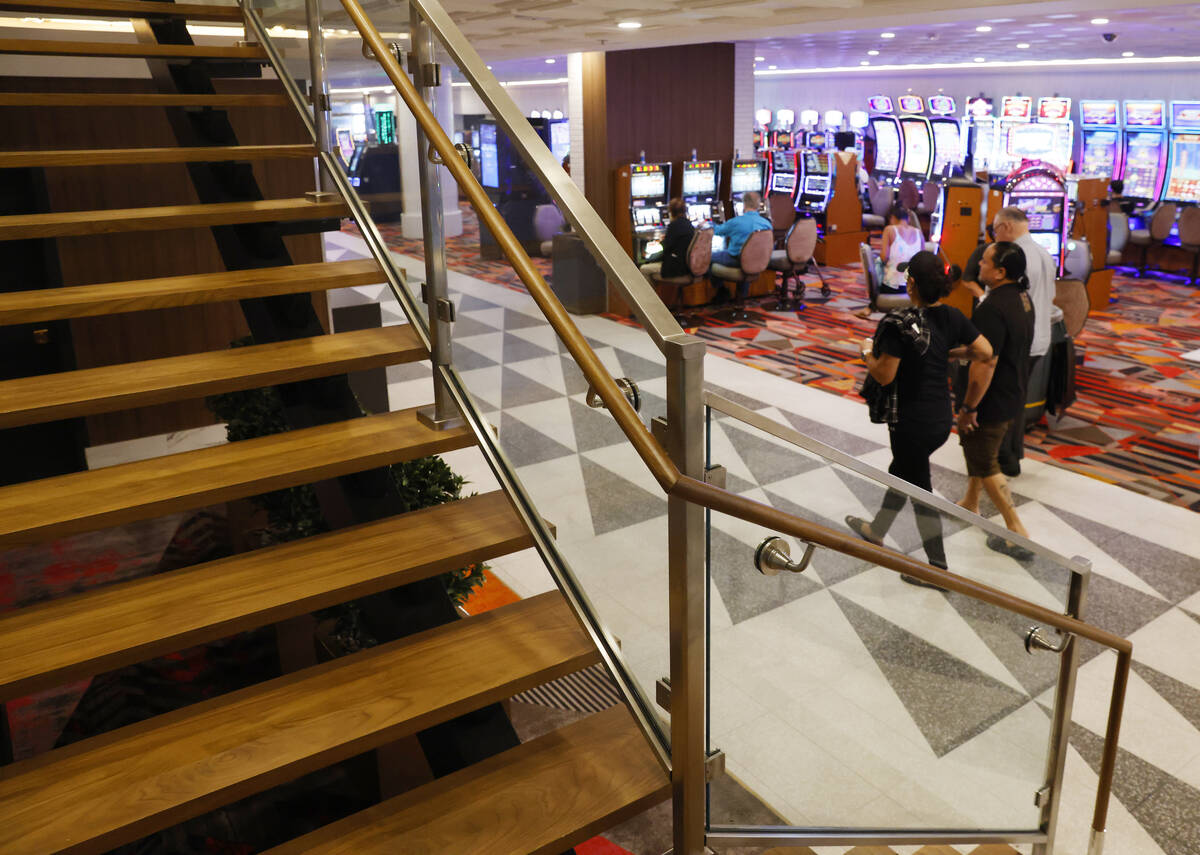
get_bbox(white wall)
[453,82,568,119]
[753,63,1200,127]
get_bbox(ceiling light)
[880,32,895,39]
[617,20,641,29]
[860,60,870,65]
[1016,43,1030,49]
[768,64,777,69]
[1091,17,1109,25]
[544,58,555,64]
[868,49,879,56]
[976,25,992,32]
[1122,51,1135,57]
[974,56,985,62]
[754,55,765,61]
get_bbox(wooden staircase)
[0,7,669,855]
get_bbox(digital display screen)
[804,152,829,175]
[1171,101,1200,130]
[929,95,955,115]
[1125,101,1165,128]
[336,128,354,163]
[1124,132,1167,198]
[1080,130,1119,177]
[631,169,667,199]
[682,163,717,196]
[633,206,662,228]
[480,123,498,188]
[1007,122,1073,172]
[898,95,924,114]
[868,95,894,112]
[1029,230,1062,258]
[965,97,994,118]
[1080,99,1119,126]
[770,172,796,193]
[775,130,794,148]
[1001,96,1033,120]
[931,121,962,175]
[550,120,570,164]
[803,176,830,197]
[1010,195,1063,232]
[687,203,712,224]
[972,120,996,170]
[1037,97,1072,122]
[1165,133,1200,202]
[374,110,395,144]
[873,119,901,173]
[809,132,828,149]
[900,118,932,176]
[772,151,794,172]
[731,161,764,193]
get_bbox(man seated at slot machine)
[639,197,695,282]
[710,190,771,269]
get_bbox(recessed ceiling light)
[976,25,992,32]
[1091,17,1109,25]
[880,32,895,39]
[974,56,986,62]
[544,58,556,63]
[754,55,765,61]
[768,64,777,69]
[860,60,870,65]
[486,64,492,69]
[1016,43,1030,49]
[617,21,642,29]
[867,49,879,56]
[1122,50,1135,57]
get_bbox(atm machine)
[1078,99,1123,179]
[681,159,720,225]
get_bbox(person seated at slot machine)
[639,197,695,282]
[854,203,923,319]
[710,190,771,268]
[1108,178,1136,216]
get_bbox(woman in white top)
[880,204,924,293]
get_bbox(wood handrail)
[337,0,1131,841]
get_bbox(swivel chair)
[862,183,893,233]
[765,217,826,309]
[1106,210,1130,267]
[1177,206,1200,285]
[649,227,713,325]
[1129,203,1177,276]
[533,203,566,258]
[855,242,912,317]
[709,229,773,321]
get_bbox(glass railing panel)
[704,399,1083,836]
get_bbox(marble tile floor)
[84,231,1200,855]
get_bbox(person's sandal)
[845,515,883,546]
[986,534,1035,562]
[901,558,948,591]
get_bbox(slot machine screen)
[336,129,354,164]
[873,120,901,173]
[770,171,796,194]
[1165,133,1200,202]
[898,95,924,114]
[479,123,499,188]
[550,120,570,164]
[1125,101,1165,128]
[731,163,764,193]
[683,165,717,196]
[867,95,894,113]
[1012,195,1063,233]
[687,204,712,224]
[1080,130,1119,177]
[633,207,662,229]
[931,122,962,175]
[1080,100,1118,126]
[803,151,829,176]
[1124,132,1166,199]
[1029,231,1062,258]
[929,95,956,115]
[772,151,792,172]
[901,120,931,176]
[973,121,996,171]
[808,131,827,149]
[631,169,667,199]
[1007,122,1073,172]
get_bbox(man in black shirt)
[956,241,1036,559]
[640,197,695,281]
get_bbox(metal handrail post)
[409,5,459,430]
[304,0,332,193]
[1035,560,1089,855]
[664,334,710,855]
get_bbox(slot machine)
[1162,100,1200,205]
[769,108,796,152]
[1078,99,1123,179]
[1121,100,1169,205]
[767,149,798,207]
[962,96,997,177]
[993,95,1034,178]
[897,95,933,182]
[335,128,355,168]
[346,141,367,187]
[615,162,672,264]
[793,149,834,215]
[1032,97,1074,173]
[1004,161,1070,275]
[729,158,766,217]
[928,95,963,180]
[868,95,903,185]
[681,159,721,225]
[848,110,870,163]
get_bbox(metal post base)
[305,190,340,203]
[1088,828,1105,855]
[417,404,465,432]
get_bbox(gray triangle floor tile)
[559,356,591,396]
[502,367,563,409]
[385,362,429,385]
[503,308,545,331]
[777,408,886,457]
[928,461,1035,516]
[452,313,501,338]
[725,472,758,495]
[942,592,1063,698]
[458,294,501,312]
[579,457,667,536]
[831,466,973,559]
[451,341,498,371]
[613,347,666,383]
[1070,723,1200,855]
[1131,660,1200,734]
[498,412,574,467]
[709,526,823,624]
[1077,575,1174,663]
[761,488,873,587]
[720,421,824,487]
[503,333,555,365]
[569,398,632,454]
[831,592,1030,757]
[1045,505,1200,605]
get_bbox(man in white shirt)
[991,206,1061,476]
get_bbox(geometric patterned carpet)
[327,224,1200,855]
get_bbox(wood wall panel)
[0,76,326,445]
[580,51,609,230]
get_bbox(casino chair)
[856,242,912,317]
[1062,238,1093,284]
[1176,206,1200,285]
[898,178,920,211]
[1054,278,1090,341]
[709,229,774,321]
[918,181,939,215]
[765,217,827,310]
[533,203,566,257]
[1128,202,1177,276]
[1107,210,1131,267]
[862,184,893,233]
[768,193,797,245]
[649,227,713,324]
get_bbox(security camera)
[1102,32,1118,42]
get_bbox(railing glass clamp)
[755,536,816,576]
[1025,625,1070,654]
[586,378,640,412]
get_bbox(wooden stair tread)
[0,198,348,240]
[264,704,670,855]
[0,592,596,855]
[0,37,265,59]
[0,259,383,324]
[0,0,244,21]
[0,144,316,168]
[0,491,531,701]
[0,91,289,107]
[0,325,423,429]
[0,406,473,548]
